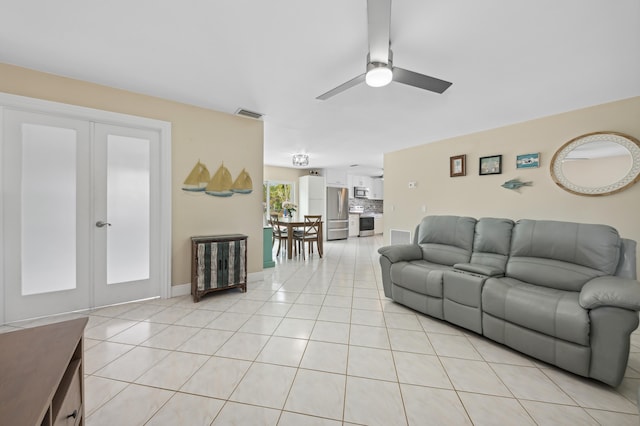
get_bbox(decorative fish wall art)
[501,179,532,190]
[182,161,253,197]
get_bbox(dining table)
[276,217,324,260]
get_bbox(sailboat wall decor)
[231,168,253,194]
[182,160,253,198]
[182,160,210,192]
[205,162,234,197]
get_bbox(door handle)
[96,221,112,228]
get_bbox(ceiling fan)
[317,0,452,100]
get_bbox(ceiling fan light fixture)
[292,154,309,167]
[365,63,393,87]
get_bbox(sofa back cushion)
[470,218,514,271]
[417,216,476,266]
[507,219,621,291]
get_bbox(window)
[263,181,295,222]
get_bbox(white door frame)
[0,92,172,324]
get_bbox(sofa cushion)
[390,260,452,297]
[507,219,621,291]
[482,277,590,346]
[469,218,514,271]
[417,216,476,266]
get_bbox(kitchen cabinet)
[374,216,384,235]
[370,178,384,200]
[349,214,360,237]
[324,168,348,188]
[299,175,325,217]
[299,175,326,240]
[352,175,372,189]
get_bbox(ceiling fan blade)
[367,0,392,63]
[316,73,366,100]
[393,67,452,94]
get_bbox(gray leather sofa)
[378,215,640,386]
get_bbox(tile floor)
[4,235,640,425]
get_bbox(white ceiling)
[1,1,639,175]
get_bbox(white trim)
[171,283,191,298]
[248,271,264,283]
[0,92,172,314]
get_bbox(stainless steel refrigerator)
[326,187,349,240]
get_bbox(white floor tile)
[94,346,170,382]
[84,341,133,374]
[492,363,574,404]
[140,324,199,350]
[301,341,348,374]
[212,401,280,426]
[230,362,297,408]
[349,324,390,349]
[440,357,512,396]
[401,384,471,426]
[135,351,209,390]
[428,333,482,360]
[347,346,397,381]
[458,392,536,426]
[278,411,341,426]
[173,308,222,327]
[520,400,598,425]
[146,392,224,426]
[205,311,252,331]
[344,376,407,426]
[388,328,434,354]
[273,318,316,339]
[180,356,251,399]
[87,383,174,426]
[84,376,128,417]
[284,369,345,420]
[256,336,307,367]
[107,321,168,345]
[215,332,270,360]
[178,328,234,355]
[394,351,452,389]
[238,314,283,335]
[310,320,350,344]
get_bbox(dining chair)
[269,213,280,246]
[270,214,291,257]
[294,215,322,260]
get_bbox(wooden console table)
[0,317,88,426]
[191,234,248,302]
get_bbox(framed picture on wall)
[479,155,502,175]
[516,153,540,169]
[450,154,466,177]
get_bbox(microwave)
[354,186,369,198]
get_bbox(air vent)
[235,108,263,120]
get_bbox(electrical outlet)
[408,181,417,189]
[422,205,427,213]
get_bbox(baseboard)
[171,283,191,298]
[169,271,264,298]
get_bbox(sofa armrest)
[453,263,504,277]
[579,276,640,310]
[378,244,423,263]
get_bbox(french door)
[2,109,162,322]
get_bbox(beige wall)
[264,166,308,185]
[0,63,264,286]
[384,96,640,274]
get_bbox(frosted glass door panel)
[107,135,150,284]
[21,124,77,295]
[93,123,160,307]
[2,109,91,323]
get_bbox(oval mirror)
[551,132,640,196]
